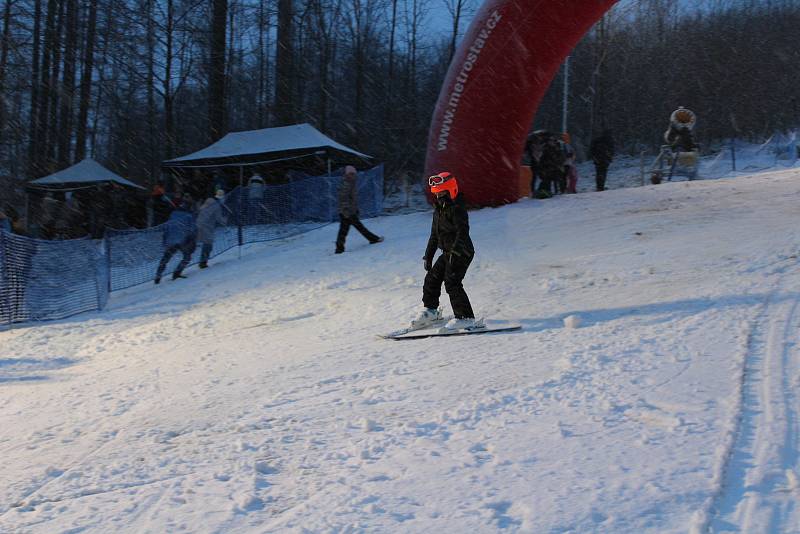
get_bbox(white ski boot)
[443,317,485,331]
[411,307,443,329]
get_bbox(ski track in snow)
[704,265,800,533]
[1,169,800,532]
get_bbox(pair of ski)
[380,316,521,340]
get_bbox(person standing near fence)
[0,207,11,233]
[0,206,25,235]
[590,129,615,192]
[154,200,197,284]
[37,192,62,239]
[247,173,266,225]
[196,189,228,269]
[335,165,383,254]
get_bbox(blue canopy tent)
[25,158,145,238]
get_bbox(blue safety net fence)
[1,165,383,324]
[0,231,109,324]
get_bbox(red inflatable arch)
[425,0,618,206]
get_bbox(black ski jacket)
[665,126,697,152]
[538,141,566,178]
[590,134,615,166]
[424,193,474,261]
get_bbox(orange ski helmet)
[429,172,459,200]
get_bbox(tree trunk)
[33,0,57,177]
[408,0,419,122]
[447,0,462,63]
[75,0,97,162]
[257,0,267,127]
[144,0,156,182]
[311,0,334,131]
[0,0,14,138]
[46,0,65,170]
[274,0,294,125]
[57,0,79,167]
[90,0,117,158]
[27,0,42,176]
[208,0,227,141]
[163,0,174,157]
[354,29,363,146]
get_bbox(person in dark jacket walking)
[590,129,615,191]
[412,172,481,331]
[155,201,197,283]
[335,165,383,254]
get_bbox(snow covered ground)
[2,168,800,533]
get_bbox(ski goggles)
[428,172,452,186]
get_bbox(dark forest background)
[0,0,798,206]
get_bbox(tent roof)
[28,158,145,189]
[162,123,371,167]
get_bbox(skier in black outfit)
[411,172,481,331]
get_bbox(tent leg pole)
[238,166,243,259]
[24,193,30,234]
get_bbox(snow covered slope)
[2,170,799,533]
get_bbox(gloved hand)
[423,256,432,271]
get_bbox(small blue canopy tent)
[27,158,144,190]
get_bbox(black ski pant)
[156,241,194,279]
[336,214,379,251]
[538,170,560,196]
[557,170,567,194]
[200,243,213,264]
[595,163,609,191]
[422,253,474,319]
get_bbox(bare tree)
[57,0,79,167]
[75,0,98,162]
[255,0,271,127]
[27,0,43,175]
[274,0,295,125]
[308,0,341,131]
[441,0,469,63]
[0,0,15,137]
[341,0,384,145]
[46,0,66,168]
[209,0,228,141]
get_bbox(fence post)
[731,140,737,172]
[238,166,244,256]
[105,234,112,293]
[329,177,334,222]
[640,150,648,186]
[99,238,110,310]
[0,230,7,326]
